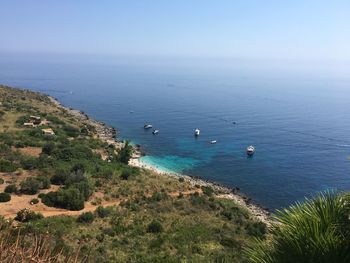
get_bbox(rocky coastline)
[48,95,271,224]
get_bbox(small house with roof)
[41,128,55,136]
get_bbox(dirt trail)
[1,189,201,219]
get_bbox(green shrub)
[96,233,105,242]
[64,172,87,186]
[102,227,115,237]
[63,125,80,137]
[53,145,94,161]
[120,170,130,180]
[246,221,267,238]
[16,115,29,126]
[30,198,39,205]
[0,158,17,172]
[36,176,51,189]
[151,192,168,202]
[38,193,46,199]
[70,163,86,174]
[95,180,102,187]
[46,115,64,125]
[0,144,11,154]
[0,178,4,185]
[42,188,85,210]
[0,192,11,202]
[70,181,92,201]
[4,184,17,194]
[147,220,163,233]
[20,178,41,195]
[14,209,43,222]
[20,157,38,170]
[117,141,132,164]
[50,169,69,185]
[77,212,95,223]
[201,186,214,196]
[42,143,55,155]
[95,206,112,218]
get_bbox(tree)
[36,176,51,189]
[71,163,86,174]
[77,212,95,223]
[70,181,92,201]
[4,184,17,194]
[0,158,17,172]
[0,192,11,202]
[50,169,69,185]
[42,188,85,211]
[245,191,350,263]
[20,178,41,195]
[147,220,163,233]
[20,157,38,170]
[42,143,55,155]
[120,170,130,180]
[117,141,133,164]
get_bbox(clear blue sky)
[1,1,349,61]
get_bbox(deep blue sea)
[1,54,349,209]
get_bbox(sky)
[0,1,350,61]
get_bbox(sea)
[1,53,349,209]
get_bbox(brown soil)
[12,147,42,157]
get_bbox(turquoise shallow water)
[140,155,200,174]
[0,55,349,209]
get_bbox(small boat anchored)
[246,145,255,156]
[194,129,200,137]
[144,124,153,129]
[152,129,159,135]
[210,140,217,144]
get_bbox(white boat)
[194,129,200,136]
[144,124,153,129]
[210,140,217,144]
[247,145,255,156]
[152,129,159,135]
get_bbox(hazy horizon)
[1,1,350,61]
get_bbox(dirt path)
[1,189,202,219]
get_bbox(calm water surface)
[1,56,349,209]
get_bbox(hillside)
[0,85,268,262]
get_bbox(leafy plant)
[245,191,350,263]
[77,212,95,223]
[4,184,17,194]
[117,141,132,164]
[14,209,43,222]
[42,143,55,155]
[95,206,112,218]
[42,188,85,211]
[0,159,17,172]
[0,192,11,202]
[20,178,41,195]
[147,220,163,233]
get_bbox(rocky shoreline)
[48,95,271,224]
